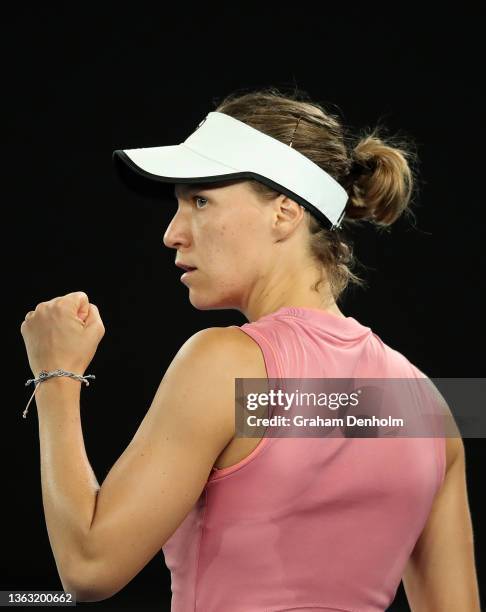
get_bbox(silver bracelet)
[23,368,96,419]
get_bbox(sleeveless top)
[162,306,446,612]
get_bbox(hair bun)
[348,156,375,179]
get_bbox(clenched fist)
[20,291,105,378]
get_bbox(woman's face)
[164,180,276,311]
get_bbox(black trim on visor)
[112,150,346,231]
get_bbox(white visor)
[112,111,349,230]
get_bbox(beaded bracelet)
[23,369,96,419]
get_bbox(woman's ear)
[272,196,305,239]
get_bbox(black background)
[2,6,484,611]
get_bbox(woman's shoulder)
[183,325,259,351]
[180,326,266,377]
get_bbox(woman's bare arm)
[53,326,254,601]
[402,435,481,611]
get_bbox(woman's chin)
[187,293,232,311]
[187,293,215,310]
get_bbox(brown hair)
[211,86,420,301]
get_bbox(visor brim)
[112,145,249,200]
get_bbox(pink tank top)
[162,306,446,612]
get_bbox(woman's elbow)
[60,560,118,602]
[65,580,117,603]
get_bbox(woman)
[22,87,480,611]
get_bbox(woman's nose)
[163,214,191,249]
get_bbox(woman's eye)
[194,195,208,209]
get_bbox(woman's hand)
[20,291,105,378]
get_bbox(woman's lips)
[180,268,197,281]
